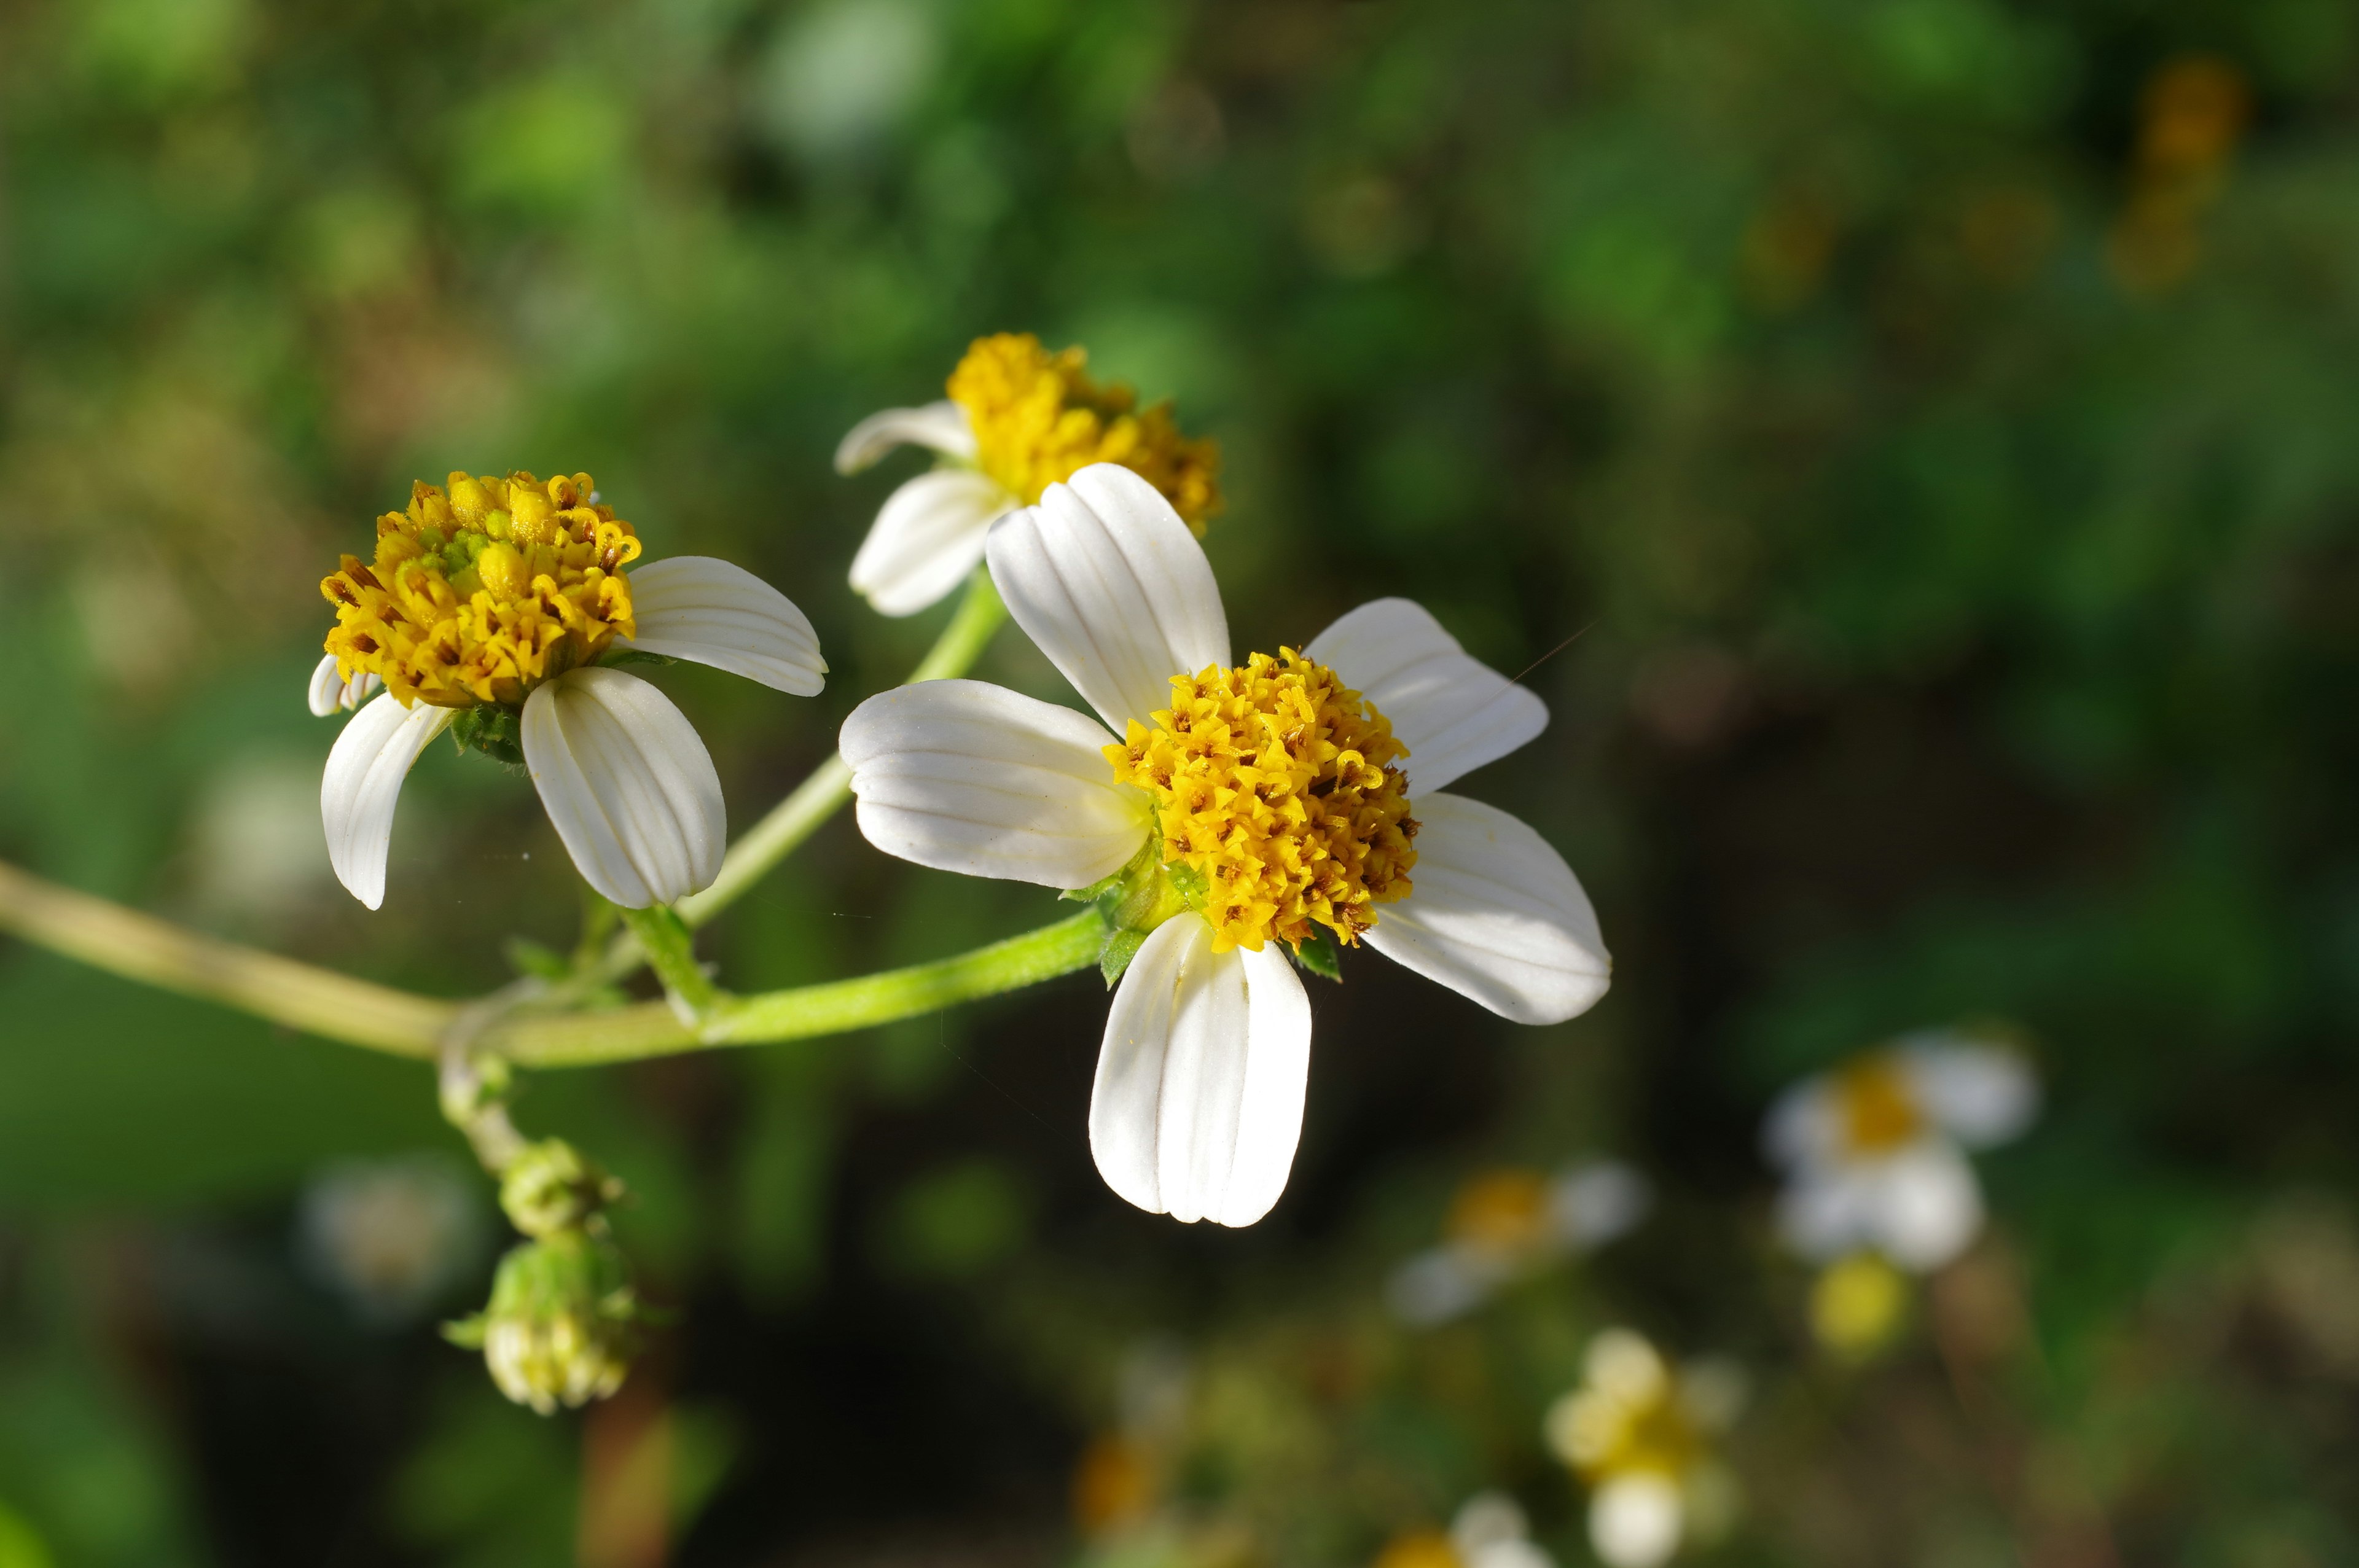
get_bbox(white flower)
[1544,1329,1745,1568]
[1762,1027,2038,1272]
[313,472,826,910]
[1448,1492,1555,1568]
[298,1153,485,1326]
[839,463,1608,1226]
[835,332,1219,617]
[1388,1160,1653,1326]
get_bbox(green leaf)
[1293,927,1344,981]
[506,938,571,982]
[1098,927,1146,988]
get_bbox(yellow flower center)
[1106,650,1417,954]
[1446,1168,1551,1257]
[948,332,1221,534]
[321,471,641,710]
[1831,1055,1925,1155]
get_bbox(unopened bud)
[447,1231,639,1414]
[499,1138,623,1238]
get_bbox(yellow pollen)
[1832,1055,1925,1155]
[319,471,641,709]
[1106,649,1416,954]
[948,333,1221,533]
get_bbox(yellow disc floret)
[321,471,641,709]
[1831,1055,1925,1155]
[1107,650,1417,954]
[949,333,1221,533]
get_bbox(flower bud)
[448,1232,638,1414]
[498,1138,622,1239]
[475,540,528,600]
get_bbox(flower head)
[1374,1493,1557,1568]
[840,464,1609,1225]
[1389,1161,1652,1326]
[447,1230,642,1415]
[1763,1026,2038,1273]
[1544,1330,1743,1568]
[835,334,1221,616]
[310,473,826,910]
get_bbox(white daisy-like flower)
[1388,1160,1652,1326]
[312,470,825,910]
[834,332,1219,617]
[1762,1026,2039,1273]
[1372,1492,1557,1568]
[1544,1329,1745,1568]
[839,462,1610,1227]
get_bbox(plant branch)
[0,857,1103,1070]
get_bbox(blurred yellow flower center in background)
[321,472,642,710]
[1446,1168,1551,1257]
[1108,650,1417,954]
[1810,1252,1909,1358]
[1071,1433,1156,1536]
[949,332,1222,532]
[1831,1055,1923,1155]
[1557,1362,1700,1484]
[1372,1530,1465,1568]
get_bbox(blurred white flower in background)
[186,752,338,923]
[1544,1328,1745,1568]
[1388,1160,1652,1326]
[1764,1026,2040,1273]
[1370,1492,1555,1568]
[298,1153,486,1327]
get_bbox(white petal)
[833,400,978,473]
[1305,598,1549,793]
[1547,1161,1653,1249]
[624,556,827,696]
[840,679,1148,888]
[1469,1540,1555,1568]
[307,656,380,716]
[521,668,725,909]
[1589,1473,1683,1568]
[1363,793,1610,1025]
[321,694,455,910]
[1761,1075,1842,1170]
[985,464,1229,732]
[1776,1140,1984,1271]
[849,470,1013,617]
[1090,919,1312,1227]
[1387,1247,1493,1326]
[1896,1032,2040,1147]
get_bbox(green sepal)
[1165,860,1210,912]
[452,705,526,766]
[600,649,678,669]
[1098,927,1147,988]
[1293,927,1344,981]
[440,1313,488,1349]
[1062,867,1130,904]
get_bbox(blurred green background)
[6,0,2359,1562]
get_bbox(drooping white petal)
[1363,793,1609,1025]
[622,556,827,695]
[520,668,725,909]
[1588,1473,1683,1568]
[1090,918,1312,1227]
[1775,1139,1984,1271]
[840,679,1148,889]
[849,469,1014,617]
[985,464,1229,732]
[321,694,455,910]
[1305,598,1549,793]
[833,400,978,474]
[1896,1032,2040,1148]
[307,655,381,716]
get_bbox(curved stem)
[0,856,1103,1069]
[679,569,1006,932]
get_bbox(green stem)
[0,856,1105,1069]
[617,904,717,1017]
[483,908,1106,1067]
